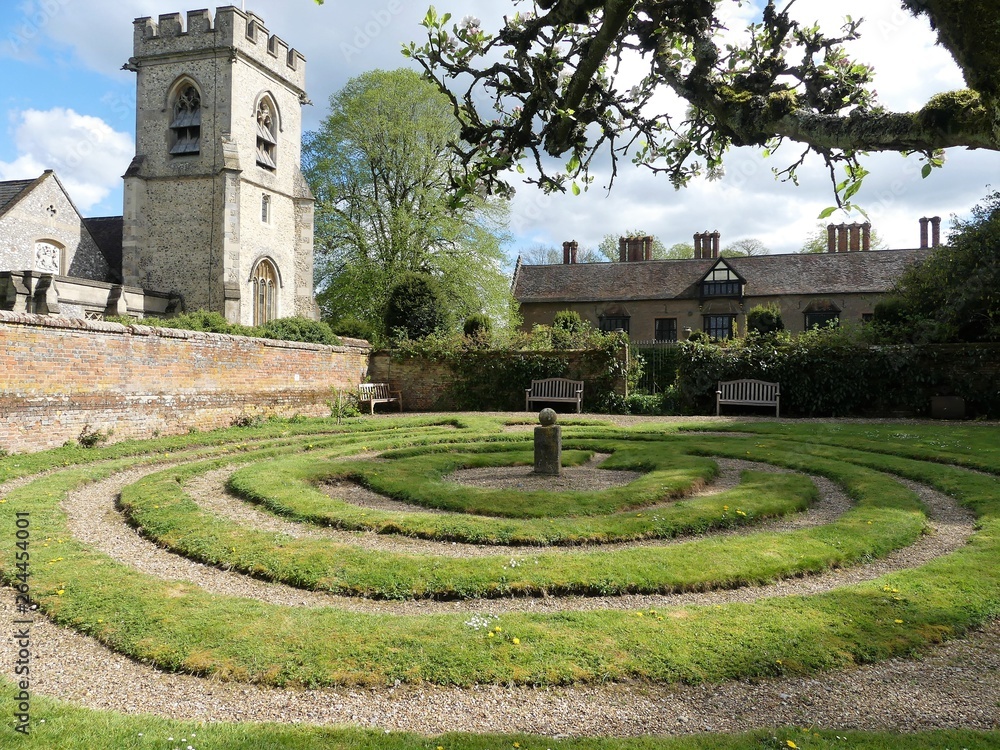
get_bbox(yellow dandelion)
[787,742,798,749]
[488,632,495,639]
[56,589,65,596]
[894,619,904,624]
[512,638,520,645]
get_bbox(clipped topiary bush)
[746,303,784,336]
[463,313,492,338]
[385,272,449,340]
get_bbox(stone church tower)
[122,7,317,324]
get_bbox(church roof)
[82,217,125,282]
[512,248,932,304]
[0,177,40,218]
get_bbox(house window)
[703,314,735,340]
[599,316,630,334]
[251,259,278,325]
[654,318,677,342]
[169,85,201,155]
[256,99,277,170]
[805,311,840,329]
[701,266,742,297]
[861,313,875,324]
[261,194,271,224]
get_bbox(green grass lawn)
[0,415,998,746]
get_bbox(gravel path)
[4,429,996,737]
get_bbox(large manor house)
[0,7,316,325]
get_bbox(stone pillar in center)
[533,408,561,476]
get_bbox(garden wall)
[0,311,370,453]
[368,347,629,411]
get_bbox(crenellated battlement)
[133,6,306,84]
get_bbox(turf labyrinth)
[2,415,999,692]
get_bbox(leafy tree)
[403,3,997,209]
[799,223,888,253]
[384,272,449,340]
[667,242,695,259]
[303,68,513,340]
[878,191,1000,342]
[721,238,770,257]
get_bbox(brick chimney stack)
[827,222,872,252]
[931,216,941,247]
[919,217,929,248]
[693,231,720,259]
[562,240,579,264]
[619,236,654,262]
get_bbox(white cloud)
[0,108,134,212]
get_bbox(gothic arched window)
[169,84,202,155]
[255,98,277,170]
[251,259,279,325]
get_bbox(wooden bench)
[526,378,584,413]
[716,379,780,417]
[358,383,402,414]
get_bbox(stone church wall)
[0,173,109,281]
[0,311,370,453]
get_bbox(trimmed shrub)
[258,317,340,346]
[331,315,376,343]
[385,272,449,340]
[746,303,784,336]
[463,313,492,338]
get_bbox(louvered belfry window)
[256,99,277,170]
[169,85,201,155]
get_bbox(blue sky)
[2,0,998,259]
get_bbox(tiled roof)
[0,178,37,217]
[83,216,124,281]
[512,248,933,303]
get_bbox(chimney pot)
[562,241,571,265]
[570,240,578,264]
[930,216,941,247]
[710,231,720,259]
[919,217,929,249]
[837,223,848,253]
[849,222,861,252]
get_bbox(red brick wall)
[0,312,370,453]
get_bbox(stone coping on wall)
[0,310,371,354]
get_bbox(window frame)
[255,97,278,170]
[703,314,736,340]
[654,317,678,342]
[168,82,202,157]
[804,311,840,330]
[598,316,630,334]
[251,259,279,326]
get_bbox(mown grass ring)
[0,417,997,689]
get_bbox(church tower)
[122,7,317,324]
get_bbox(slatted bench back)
[360,383,391,400]
[716,379,780,417]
